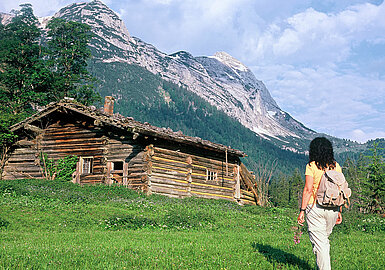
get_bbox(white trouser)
[306,204,339,270]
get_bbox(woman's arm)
[336,206,342,224]
[297,175,314,226]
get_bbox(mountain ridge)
[52,0,318,153]
[1,0,367,160]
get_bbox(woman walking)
[297,137,342,270]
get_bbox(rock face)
[0,0,314,156]
[0,12,14,25]
[53,0,316,144]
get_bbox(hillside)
[88,60,307,174]
[0,0,374,175]
[52,0,319,152]
[0,179,384,269]
[52,0,368,159]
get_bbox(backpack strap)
[311,165,338,209]
[343,190,351,208]
[311,167,327,209]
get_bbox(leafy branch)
[39,152,78,181]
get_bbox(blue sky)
[1,0,385,143]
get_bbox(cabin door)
[106,161,126,185]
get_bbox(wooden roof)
[11,99,246,157]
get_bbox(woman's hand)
[336,212,342,225]
[298,175,313,227]
[297,211,305,226]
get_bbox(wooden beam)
[239,163,259,204]
[24,124,43,134]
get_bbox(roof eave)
[10,100,247,157]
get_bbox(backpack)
[316,170,351,208]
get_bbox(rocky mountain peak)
[54,0,131,52]
[50,1,316,151]
[170,51,194,60]
[0,12,13,25]
[212,51,249,73]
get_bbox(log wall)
[43,121,106,183]
[147,145,240,202]
[3,114,257,206]
[2,139,42,180]
[104,134,147,191]
[3,120,107,182]
[2,119,147,187]
[239,163,258,205]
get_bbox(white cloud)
[349,129,385,143]
[243,2,385,142]
[247,2,385,65]
[252,63,385,142]
[145,0,173,4]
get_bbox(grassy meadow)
[0,179,384,269]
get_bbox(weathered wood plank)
[190,175,236,188]
[151,166,187,177]
[41,137,104,145]
[10,148,37,155]
[191,184,233,196]
[190,189,234,200]
[43,140,102,148]
[153,146,188,157]
[42,132,100,141]
[154,145,236,162]
[7,156,37,162]
[151,155,189,166]
[150,176,189,189]
[241,189,254,197]
[151,172,186,182]
[4,164,40,172]
[240,198,256,205]
[151,159,190,172]
[153,149,236,170]
[150,183,188,198]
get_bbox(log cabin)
[2,97,258,205]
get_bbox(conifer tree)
[0,4,50,174]
[289,168,303,208]
[361,143,385,213]
[0,4,50,116]
[343,156,365,212]
[46,17,100,105]
[0,5,100,174]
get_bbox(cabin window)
[112,161,123,171]
[80,157,93,174]
[206,169,218,181]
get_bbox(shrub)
[333,211,385,234]
[0,216,10,229]
[39,153,78,181]
[102,216,158,230]
[161,209,216,230]
[101,209,216,231]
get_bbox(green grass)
[0,179,384,269]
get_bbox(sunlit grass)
[0,179,384,269]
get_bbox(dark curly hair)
[308,137,336,170]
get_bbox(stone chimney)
[103,96,115,116]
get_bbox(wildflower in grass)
[293,226,303,245]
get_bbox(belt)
[316,202,339,211]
